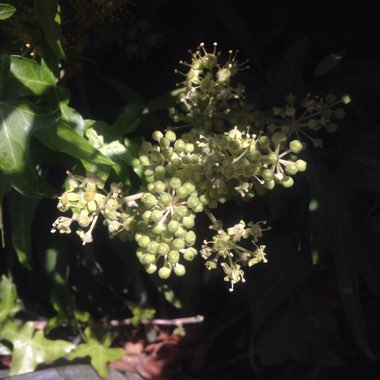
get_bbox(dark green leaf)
[4,56,56,99]
[0,101,57,196]
[7,191,39,269]
[314,51,345,76]
[0,172,10,247]
[0,3,15,20]
[35,0,66,59]
[114,103,143,135]
[34,119,114,166]
[68,327,124,378]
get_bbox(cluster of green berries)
[52,43,348,291]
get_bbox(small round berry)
[145,264,157,274]
[174,139,186,153]
[165,130,177,142]
[152,131,163,142]
[184,143,195,153]
[281,176,294,188]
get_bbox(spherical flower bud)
[174,264,186,277]
[159,193,172,206]
[173,238,185,250]
[187,195,200,210]
[295,159,307,172]
[168,220,180,233]
[147,241,159,254]
[151,209,164,223]
[263,180,275,190]
[145,264,157,274]
[267,152,279,165]
[157,242,170,256]
[185,231,196,246]
[153,181,166,194]
[289,140,303,153]
[152,131,163,142]
[158,266,172,279]
[271,132,287,145]
[170,177,182,189]
[182,215,195,228]
[174,139,186,153]
[176,186,188,199]
[262,169,274,181]
[174,205,188,219]
[154,166,166,180]
[161,231,174,242]
[334,108,346,119]
[281,176,294,188]
[184,143,195,154]
[151,223,166,235]
[165,130,176,142]
[142,254,156,265]
[160,137,171,149]
[174,226,186,238]
[142,211,152,222]
[137,235,150,248]
[273,172,284,183]
[106,199,119,212]
[168,250,180,264]
[139,155,150,166]
[183,248,197,261]
[258,136,270,148]
[142,193,157,208]
[285,163,298,176]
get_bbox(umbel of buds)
[52,42,349,292]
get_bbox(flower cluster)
[52,43,348,291]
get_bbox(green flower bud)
[145,264,157,274]
[334,108,346,119]
[153,181,166,194]
[154,166,166,180]
[147,241,159,254]
[161,231,174,242]
[173,238,185,250]
[159,192,173,206]
[170,177,182,189]
[142,193,157,208]
[106,199,119,212]
[295,159,307,172]
[158,266,172,279]
[151,210,164,223]
[174,226,186,238]
[281,176,294,188]
[267,152,279,165]
[182,215,195,228]
[273,172,284,183]
[142,211,152,222]
[157,242,170,256]
[174,264,186,276]
[183,182,196,194]
[289,140,303,153]
[152,130,163,142]
[151,223,166,235]
[165,130,176,142]
[285,163,298,175]
[183,248,197,261]
[176,186,188,199]
[168,220,180,233]
[139,155,150,166]
[160,137,171,149]
[187,195,200,209]
[185,231,196,246]
[168,250,180,264]
[184,143,195,153]
[271,132,287,145]
[137,235,150,248]
[248,148,261,162]
[258,136,270,148]
[262,169,274,181]
[174,139,186,153]
[142,254,156,264]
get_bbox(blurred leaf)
[34,119,114,166]
[0,275,20,323]
[35,0,66,59]
[0,172,10,247]
[7,191,39,269]
[127,301,156,327]
[0,101,57,196]
[113,103,143,135]
[68,327,124,378]
[4,56,56,99]
[9,322,75,375]
[333,202,376,359]
[0,3,15,20]
[0,53,10,98]
[314,51,345,76]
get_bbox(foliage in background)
[1,1,380,379]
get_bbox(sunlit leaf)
[0,3,15,20]
[68,327,124,378]
[0,275,20,323]
[9,322,75,375]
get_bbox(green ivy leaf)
[35,0,66,59]
[9,322,75,375]
[0,101,57,196]
[34,119,114,166]
[0,275,20,323]
[68,327,124,378]
[0,3,16,20]
[7,191,40,269]
[4,56,56,99]
[127,301,156,327]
